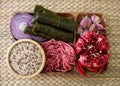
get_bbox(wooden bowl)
[6,39,46,78]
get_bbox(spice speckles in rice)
[9,42,43,76]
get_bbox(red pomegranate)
[75,32,110,76]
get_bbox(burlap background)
[0,0,120,86]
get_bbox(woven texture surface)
[0,0,120,86]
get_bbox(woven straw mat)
[0,0,120,86]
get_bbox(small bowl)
[6,39,46,78]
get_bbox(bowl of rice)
[6,39,46,78]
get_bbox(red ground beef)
[42,39,76,72]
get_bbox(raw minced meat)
[42,39,76,72]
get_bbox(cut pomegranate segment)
[75,32,110,76]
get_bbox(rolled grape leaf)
[33,5,78,33]
[24,26,53,40]
[24,22,74,42]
